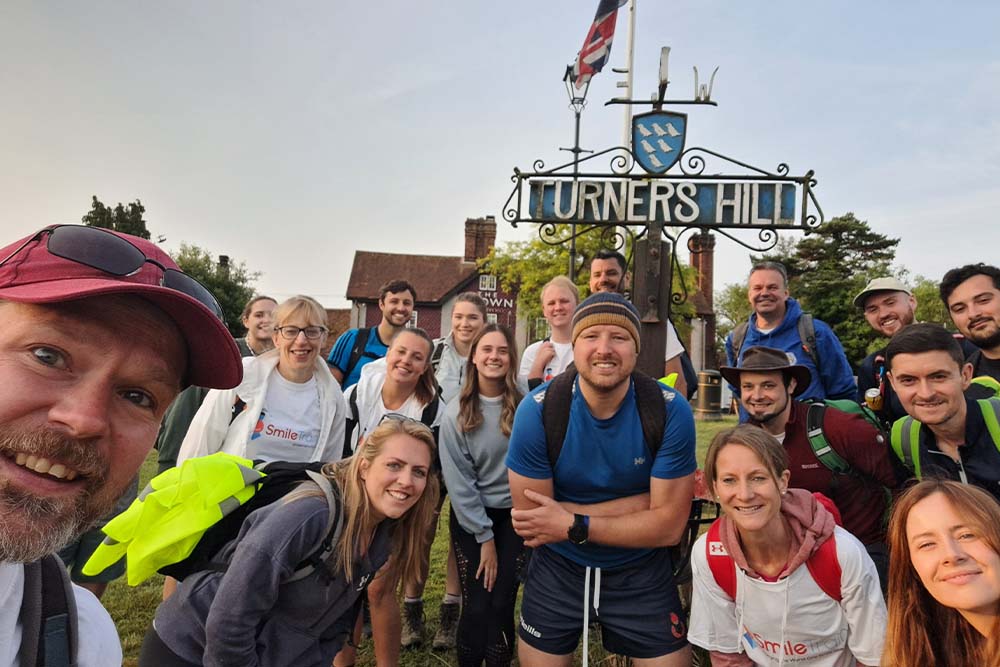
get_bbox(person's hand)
[511,489,575,548]
[530,341,556,378]
[477,540,498,592]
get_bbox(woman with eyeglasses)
[337,326,443,665]
[139,417,440,666]
[881,479,1000,667]
[439,324,524,667]
[177,294,347,465]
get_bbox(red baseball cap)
[0,225,243,389]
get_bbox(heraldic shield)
[632,110,687,174]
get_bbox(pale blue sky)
[1,1,996,308]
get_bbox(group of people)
[2,221,1000,667]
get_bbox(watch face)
[569,515,588,544]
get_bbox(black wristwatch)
[568,514,589,545]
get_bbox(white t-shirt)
[348,358,442,448]
[0,562,122,667]
[245,373,322,462]
[518,340,574,393]
[688,526,886,667]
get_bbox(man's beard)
[0,427,112,563]
[966,320,1000,350]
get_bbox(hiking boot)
[432,601,460,650]
[400,600,425,648]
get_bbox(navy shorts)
[517,546,688,659]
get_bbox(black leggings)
[450,506,525,667]
[138,626,200,667]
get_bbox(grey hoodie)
[154,491,392,667]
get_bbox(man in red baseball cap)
[0,224,243,666]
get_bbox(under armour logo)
[634,457,645,466]
[709,541,727,556]
[356,573,372,591]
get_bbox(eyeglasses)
[275,325,327,340]
[0,225,225,320]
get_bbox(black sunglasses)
[0,225,225,320]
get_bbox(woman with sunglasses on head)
[337,326,443,665]
[688,425,886,667]
[177,295,347,466]
[882,479,1000,667]
[439,324,524,666]
[139,417,440,666]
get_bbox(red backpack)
[705,492,843,602]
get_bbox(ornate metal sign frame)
[504,144,824,257]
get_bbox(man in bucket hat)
[507,292,696,666]
[721,346,898,587]
[0,224,242,665]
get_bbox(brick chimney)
[464,216,497,262]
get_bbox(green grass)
[103,415,737,666]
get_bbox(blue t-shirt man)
[506,377,696,568]
[326,326,389,389]
[505,291,696,662]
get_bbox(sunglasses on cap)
[0,224,225,320]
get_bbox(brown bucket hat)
[719,345,812,396]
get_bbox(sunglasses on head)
[378,412,423,426]
[0,224,225,320]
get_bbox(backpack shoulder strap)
[805,402,851,474]
[420,393,441,428]
[631,372,668,458]
[541,368,579,469]
[967,348,983,375]
[797,313,821,371]
[343,388,360,458]
[804,534,842,602]
[287,473,345,582]
[731,321,749,364]
[344,327,372,379]
[890,416,924,478]
[430,339,447,372]
[977,398,1000,454]
[705,519,737,599]
[18,555,78,667]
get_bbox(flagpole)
[619,0,637,261]
[620,0,636,153]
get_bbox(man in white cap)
[0,224,242,666]
[853,277,918,426]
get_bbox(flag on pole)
[572,0,628,89]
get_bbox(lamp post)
[561,65,591,280]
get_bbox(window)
[479,274,497,292]
[408,311,419,328]
[486,313,498,324]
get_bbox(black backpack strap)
[343,327,373,380]
[631,372,668,458]
[797,313,821,372]
[343,387,360,458]
[731,322,748,365]
[420,394,440,428]
[229,396,247,426]
[430,340,447,372]
[541,368,579,468]
[19,555,78,667]
[967,348,983,376]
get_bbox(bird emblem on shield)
[632,110,687,174]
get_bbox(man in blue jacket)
[725,261,856,420]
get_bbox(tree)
[714,282,752,349]
[483,228,697,342]
[171,244,261,336]
[82,195,151,239]
[911,275,951,328]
